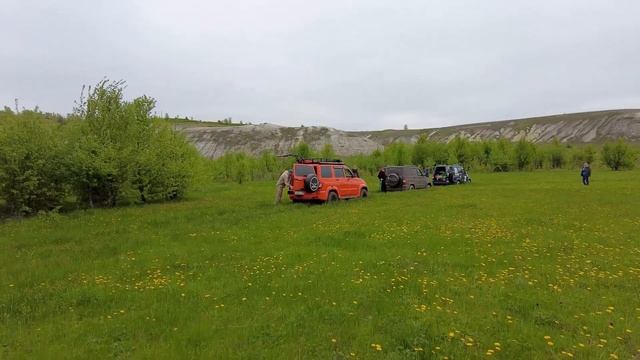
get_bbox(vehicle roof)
[295,158,344,165]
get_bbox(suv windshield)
[295,165,315,177]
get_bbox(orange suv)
[288,158,368,203]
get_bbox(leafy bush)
[0,113,71,216]
[489,139,513,172]
[546,139,567,169]
[320,143,336,159]
[0,80,198,217]
[570,145,596,168]
[291,142,314,159]
[69,80,196,207]
[513,139,536,170]
[602,139,636,170]
[448,136,474,166]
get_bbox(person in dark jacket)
[581,162,591,185]
[377,168,387,192]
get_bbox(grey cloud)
[2,0,639,130]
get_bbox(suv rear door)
[293,164,316,192]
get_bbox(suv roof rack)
[298,158,344,164]
[277,154,343,164]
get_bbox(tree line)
[2,81,638,215]
[208,135,638,183]
[0,81,198,217]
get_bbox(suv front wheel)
[359,188,368,198]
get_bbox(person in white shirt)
[275,169,291,204]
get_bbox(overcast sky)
[2,0,639,130]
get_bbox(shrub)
[489,139,513,172]
[570,145,596,168]
[546,139,567,169]
[320,143,336,160]
[448,136,473,166]
[602,139,636,170]
[69,80,196,207]
[291,142,313,159]
[513,138,536,170]
[0,114,71,216]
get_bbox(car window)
[320,166,332,178]
[295,165,315,177]
[344,168,353,177]
[334,167,344,177]
[416,168,422,176]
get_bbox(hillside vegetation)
[181,109,640,158]
[1,171,639,358]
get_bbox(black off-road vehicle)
[432,164,470,185]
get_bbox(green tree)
[320,143,336,159]
[0,113,71,216]
[546,139,566,169]
[570,145,597,168]
[70,80,196,207]
[602,139,636,170]
[513,138,536,170]
[478,141,493,169]
[448,136,472,166]
[489,139,513,172]
[384,142,411,165]
[291,141,313,159]
[411,135,430,167]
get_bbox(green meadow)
[1,170,639,359]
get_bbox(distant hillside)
[180,109,640,158]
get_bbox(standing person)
[581,162,591,185]
[275,169,291,204]
[377,168,387,192]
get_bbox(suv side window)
[344,168,353,177]
[320,166,332,178]
[295,165,315,176]
[416,168,422,176]
[334,167,344,177]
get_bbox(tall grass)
[1,170,639,358]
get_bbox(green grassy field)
[1,171,639,359]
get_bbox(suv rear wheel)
[304,174,320,192]
[327,191,339,203]
[386,173,401,188]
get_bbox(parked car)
[432,164,471,185]
[384,165,432,191]
[288,158,368,203]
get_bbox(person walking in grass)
[581,162,591,185]
[275,169,291,204]
[377,168,387,192]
